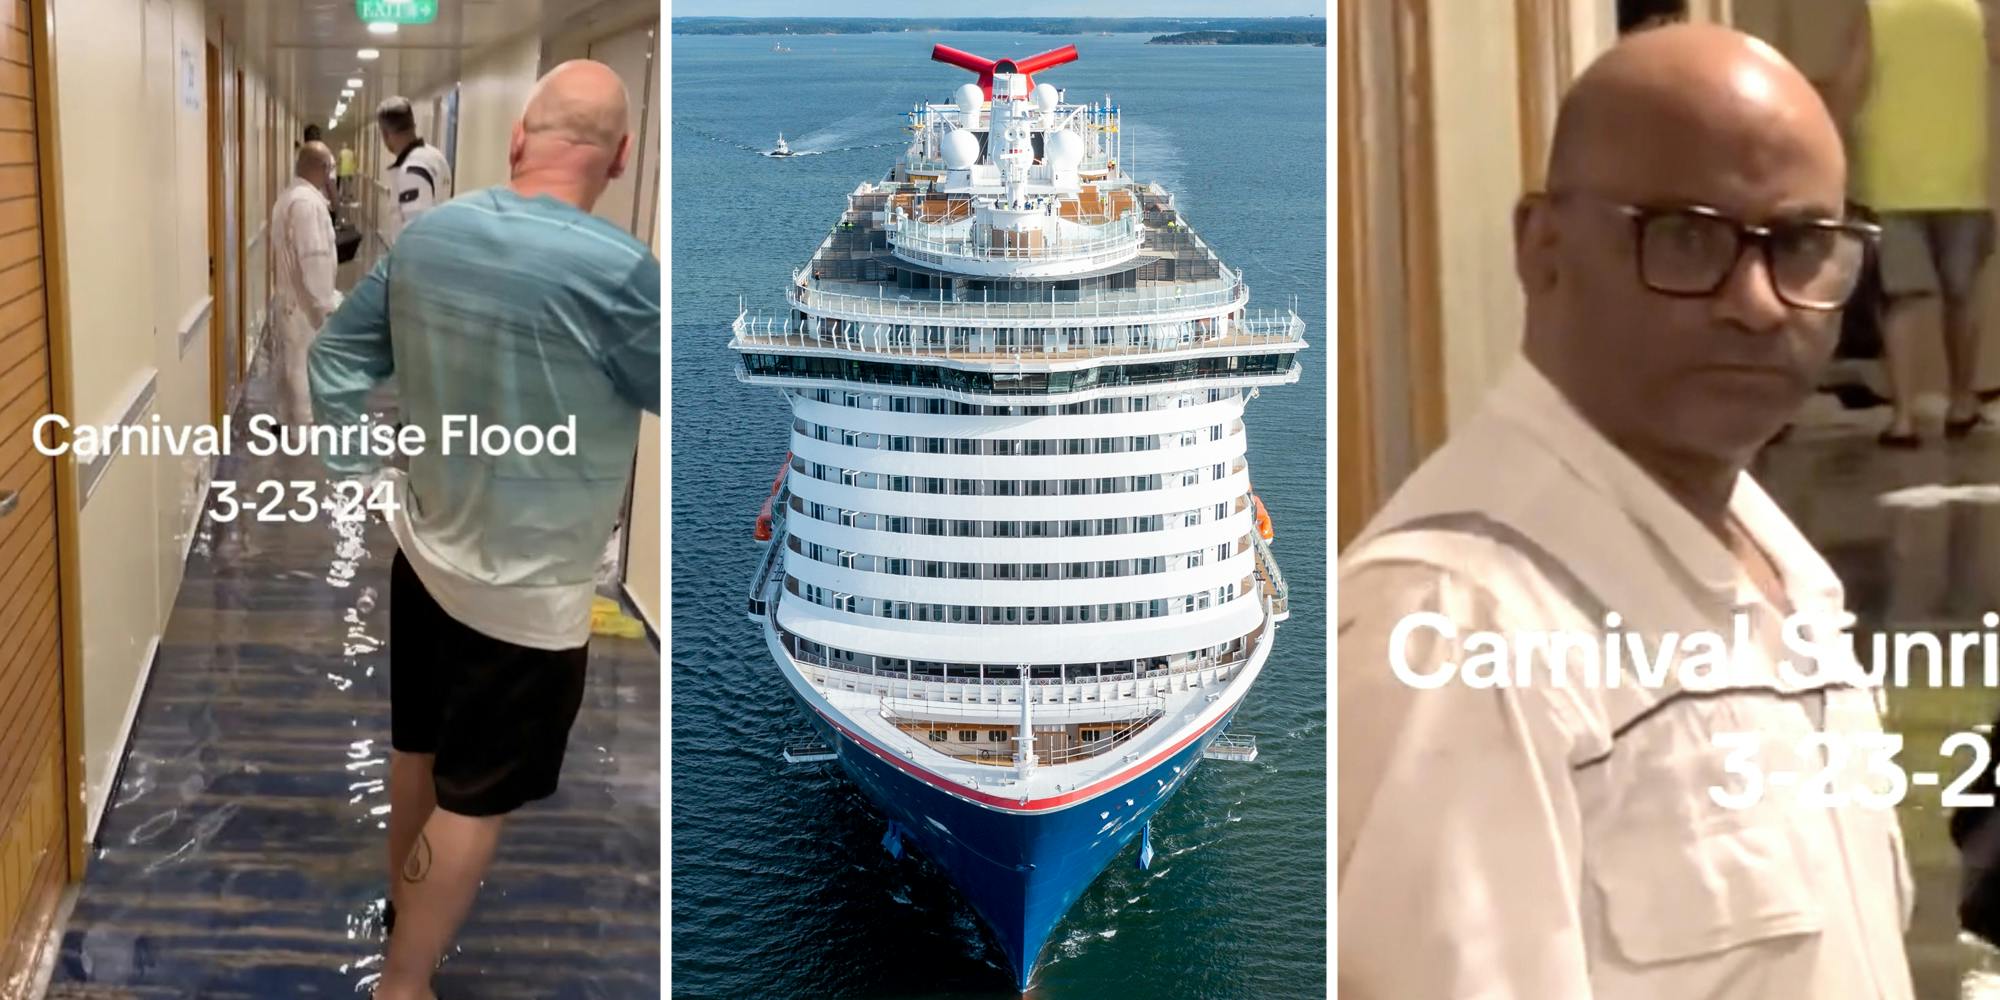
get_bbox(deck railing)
[886,212,1144,272]
[787,270,1247,325]
[729,308,1305,363]
[881,707,1166,768]
[772,620,1267,704]
[1254,534,1289,622]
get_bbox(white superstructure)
[736,52,1304,806]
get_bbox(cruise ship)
[735,43,1305,990]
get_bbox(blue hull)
[795,697,1234,991]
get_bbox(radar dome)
[1045,130,1085,171]
[1031,84,1059,113]
[954,83,984,115]
[943,129,981,170]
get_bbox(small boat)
[769,133,795,157]
[772,42,791,53]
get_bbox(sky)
[669,1,1324,18]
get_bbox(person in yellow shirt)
[338,144,357,201]
[1829,0,2000,446]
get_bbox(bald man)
[1338,25,1911,1000]
[310,60,658,1000]
[270,141,343,424]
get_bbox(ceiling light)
[367,21,398,35]
[340,89,354,98]
[327,119,337,129]
[346,78,364,88]
[335,104,347,116]
[358,49,379,61]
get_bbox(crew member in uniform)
[1337,24,1915,999]
[377,96,452,247]
[270,141,343,426]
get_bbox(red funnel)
[931,44,1078,99]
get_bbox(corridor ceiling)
[214,0,654,140]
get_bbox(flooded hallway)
[0,1,663,996]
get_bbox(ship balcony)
[744,519,789,621]
[887,211,1144,278]
[775,618,1266,707]
[1253,534,1290,623]
[730,306,1305,365]
[882,710,1166,769]
[789,269,1249,327]
[735,348,1302,399]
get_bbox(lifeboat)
[1251,493,1274,542]
[753,454,791,541]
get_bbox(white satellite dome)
[943,128,981,170]
[1031,83,1059,113]
[954,83,984,116]
[1045,130,1085,172]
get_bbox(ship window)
[929,730,947,743]
[1080,729,1104,743]
[987,730,1008,743]
[957,730,978,743]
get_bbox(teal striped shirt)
[309,187,659,621]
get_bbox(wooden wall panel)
[0,0,67,986]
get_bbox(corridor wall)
[546,4,660,633]
[452,30,540,195]
[1338,0,1616,546]
[50,0,302,831]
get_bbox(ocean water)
[669,31,1327,1000]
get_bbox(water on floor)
[40,354,661,999]
[1758,401,2000,999]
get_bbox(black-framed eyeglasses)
[1542,191,1881,311]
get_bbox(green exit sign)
[356,0,436,24]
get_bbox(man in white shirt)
[269,141,342,425]
[377,96,452,247]
[1338,25,1914,1000]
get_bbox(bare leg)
[387,751,438,915]
[373,809,506,1000]
[1945,291,1984,423]
[1881,296,1928,437]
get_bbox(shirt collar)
[389,138,426,169]
[288,176,328,207]
[1484,357,1841,614]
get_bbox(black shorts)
[390,549,590,817]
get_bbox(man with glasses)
[1338,24,1912,999]
[1826,0,1998,446]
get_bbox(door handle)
[0,490,16,519]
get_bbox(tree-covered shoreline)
[1148,30,1326,46]
[672,16,1327,38]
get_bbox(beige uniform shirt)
[270,177,343,424]
[1337,360,1915,1000]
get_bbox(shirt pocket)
[1589,817,1825,966]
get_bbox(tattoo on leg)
[401,832,433,884]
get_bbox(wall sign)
[180,44,199,109]
[356,0,437,24]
